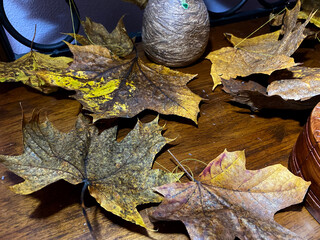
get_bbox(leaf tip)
[165,136,177,144]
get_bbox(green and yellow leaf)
[37,43,202,123]
[0,51,72,93]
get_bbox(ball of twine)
[142,0,210,67]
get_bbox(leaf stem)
[30,24,36,51]
[168,150,194,181]
[81,179,96,240]
[69,0,77,45]
[234,7,286,49]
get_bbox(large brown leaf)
[67,16,134,57]
[37,43,202,123]
[0,51,72,93]
[150,149,310,239]
[206,0,311,90]
[0,112,182,227]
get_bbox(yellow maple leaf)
[206,0,311,90]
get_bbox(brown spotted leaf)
[0,51,72,93]
[150,149,310,240]
[82,16,134,57]
[206,0,311,90]
[66,16,133,57]
[0,112,182,227]
[37,43,202,123]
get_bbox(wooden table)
[0,17,319,239]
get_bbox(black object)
[0,23,13,60]
[0,0,80,60]
[209,0,295,26]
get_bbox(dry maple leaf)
[0,51,72,93]
[221,66,320,111]
[206,0,311,90]
[267,66,320,100]
[0,112,182,227]
[221,78,320,111]
[150,149,310,240]
[37,43,202,123]
[67,16,134,57]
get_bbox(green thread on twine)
[180,0,188,9]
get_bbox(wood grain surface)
[0,17,319,239]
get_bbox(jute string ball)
[142,0,210,67]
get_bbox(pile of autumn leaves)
[0,0,316,239]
